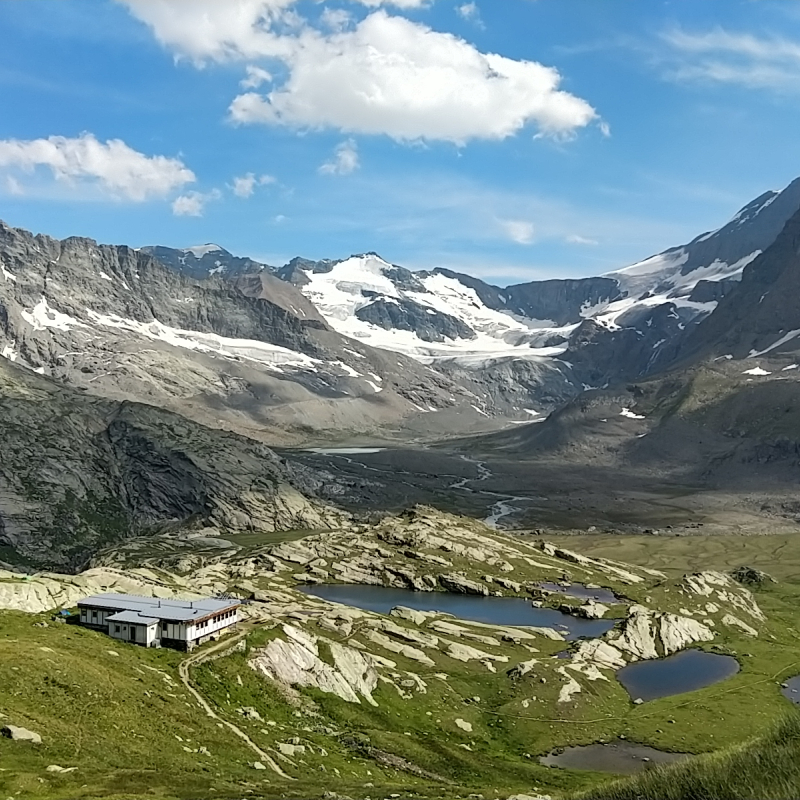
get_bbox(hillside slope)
[0,359,359,571]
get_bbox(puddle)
[781,675,800,704]
[540,740,689,774]
[536,582,619,603]
[617,649,739,701]
[299,584,615,641]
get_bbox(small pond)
[781,675,800,704]
[536,582,619,603]
[299,584,615,641]
[617,649,739,702]
[540,740,689,775]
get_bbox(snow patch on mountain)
[22,298,87,332]
[185,244,223,259]
[85,310,318,370]
[297,254,576,361]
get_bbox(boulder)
[278,742,306,757]
[438,574,489,596]
[2,725,41,744]
[390,606,435,626]
[722,614,758,636]
[730,566,775,586]
[445,642,508,664]
[577,599,609,619]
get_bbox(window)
[92,610,97,619]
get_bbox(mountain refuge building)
[77,593,241,650]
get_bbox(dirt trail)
[178,624,291,779]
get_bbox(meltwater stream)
[298,584,615,640]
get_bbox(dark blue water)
[537,582,619,603]
[298,584,615,640]
[781,676,800,704]
[617,649,739,701]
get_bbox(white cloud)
[240,65,273,88]
[319,139,360,175]
[662,26,800,91]
[172,189,221,216]
[121,2,597,144]
[0,133,194,201]
[320,8,352,31]
[566,234,598,246]
[120,0,298,63]
[456,2,483,27]
[230,13,596,143]
[500,219,535,245]
[231,171,276,197]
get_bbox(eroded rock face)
[438,574,489,596]
[607,605,714,660]
[250,624,379,705]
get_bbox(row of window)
[196,609,236,631]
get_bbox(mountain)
[670,201,800,364]
[145,177,800,406]
[139,243,272,280]
[0,221,495,445]
[0,357,362,572]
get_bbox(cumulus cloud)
[662,26,800,91]
[231,171,276,197]
[120,0,298,62]
[501,219,535,245]
[319,139,360,175]
[172,188,221,216]
[0,133,194,201]
[121,1,597,144]
[231,13,596,143]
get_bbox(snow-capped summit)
[289,252,573,361]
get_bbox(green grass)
[0,612,272,800]
[572,711,800,800]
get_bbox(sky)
[1,0,800,284]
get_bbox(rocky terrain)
[1,507,794,800]
[0,357,370,572]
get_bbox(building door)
[130,626,137,643]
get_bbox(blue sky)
[1,0,800,284]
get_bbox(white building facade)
[77,593,241,650]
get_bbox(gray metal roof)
[107,610,160,626]
[78,593,239,623]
